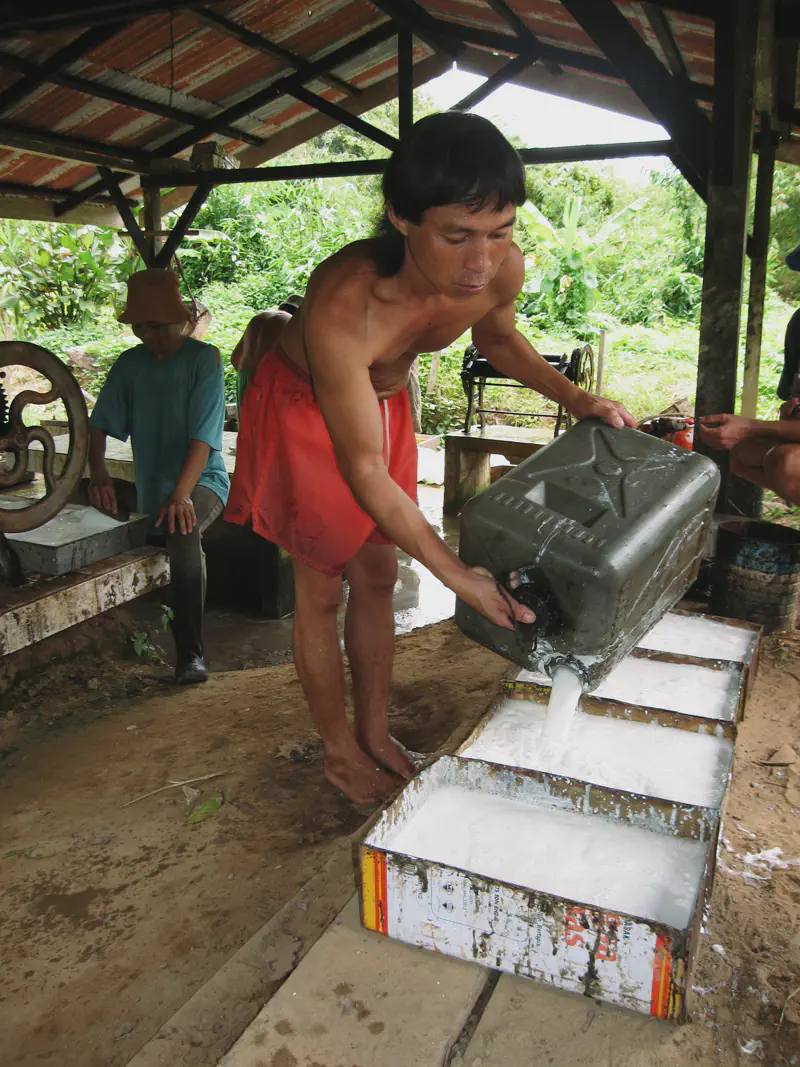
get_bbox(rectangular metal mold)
[6,504,151,576]
[357,756,718,1023]
[635,608,762,716]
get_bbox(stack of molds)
[357,610,760,1022]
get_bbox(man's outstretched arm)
[304,318,533,630]
[471,247,635,429]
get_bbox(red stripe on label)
[650,933,673,1019]
[376,850,388,934]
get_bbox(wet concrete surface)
[127,485,459,673]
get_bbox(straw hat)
[278,293,303,314]
[118,269,191,324]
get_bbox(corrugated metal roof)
[0,1,793,222]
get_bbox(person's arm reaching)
[88,427,117,514]
[472,248,635,429]
[157,344,225,535]
[699,412,800,451]
[305,318,533,630]
[156,439,211,534]
[87,353,133,515]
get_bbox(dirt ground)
[677,628,800,1066]
[0,616,798,1067]
[0,619,510,1067]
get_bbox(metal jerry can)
[455,419,720,690]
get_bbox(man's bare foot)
[358,733,417,779]
[323,746,399,806]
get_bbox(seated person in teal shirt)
[87,269,229,684]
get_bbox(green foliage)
[0,221,135,330]
[517,194,645,334]
[767,161,800,303]
[129,629,157,660]
[178,174,379,298]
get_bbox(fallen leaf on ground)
[187,792,223,824]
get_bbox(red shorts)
[225,344,418,575]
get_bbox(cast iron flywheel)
[0,341,88,534]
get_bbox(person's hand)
[569,391,636,429]
[454,566,535,631]
[698,413,756,451]
[156,492,196,535]
[88,471,117,514]
[780,397,800,421]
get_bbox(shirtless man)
[230,294,302,418]
[226,113,633,804]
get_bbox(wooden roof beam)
[434,19,614,76]
[97,167,150,260]
[284,83,397,150]
[152,21,398,159]
[0,50,263,147]
[0,1,212,35]
[560,0,710,197]
[54,21,400,217]
[451,54,533,111]
[640,2,692,81]
[0,119,153,171]
[0,178,120,204]
[192,7,360,99]
[369,0,461,59]
[0,22,125,115]
[153,181,210,266]
[139,138,676,188]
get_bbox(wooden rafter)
[53,21,398,218]
[0,119,153,172]
[284,84,397,151]
[640,2,692,81]
[0,22,124,115]
[0,178,118,204]
[138,139,675,188]
[153,182,210,267]
[397,28,413,137]
[152,22,398,159]
[451,55,533,112]
[560,0,711,197]
[97,166,150,261]
[0,50,263,147]
[192,8,360,99]
[369,0,460,59]
[0,1,212,35]
[434,19,614,74]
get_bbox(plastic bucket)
[711,520,800,633]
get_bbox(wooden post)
[407,359,422,433]
[141,184,163,266]
[427,350,442,393]
[596,330,607,395]
[742,0,776,421]
[444,438,491,517]
[398,28,413,137]
[741,117,776,420]
[694,0,760,515]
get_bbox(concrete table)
[443,425,553,516]
[28,430,240,481]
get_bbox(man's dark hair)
[373,112,526,277]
